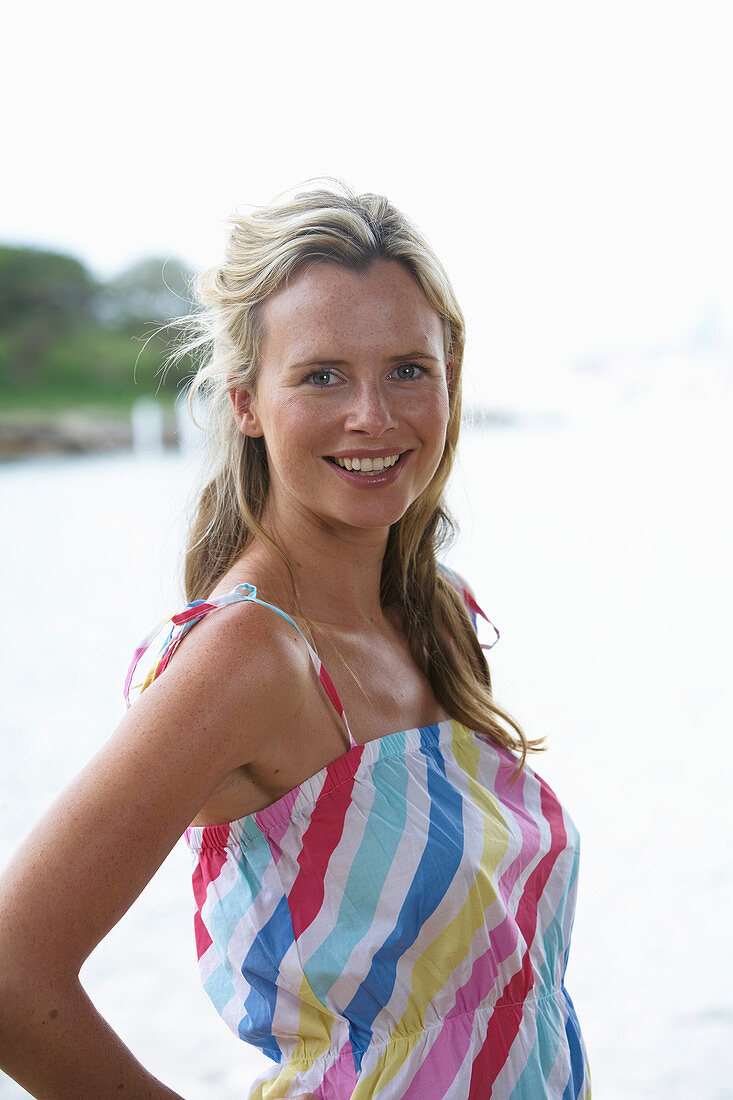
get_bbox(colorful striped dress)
[125,580,591,1098]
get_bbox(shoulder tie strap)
[438,564,500,650]
[125,583,356,748]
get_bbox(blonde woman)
[0,185,590,1098]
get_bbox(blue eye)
[307,370,335,387]
[393,363,422,380]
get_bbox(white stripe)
[326,738,433,1016]
[382,732,499,1027]
[295,754,378,963]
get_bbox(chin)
[324,500,412,532]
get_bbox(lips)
[324,450,409,485]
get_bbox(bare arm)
[0,602,308,1098]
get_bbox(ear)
[445,357,453,387]
[230,387,264,438]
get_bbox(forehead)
[259,260,445,361]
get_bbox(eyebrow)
[288,351,441,371]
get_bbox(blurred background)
[1,1,731,1096]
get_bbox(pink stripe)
[401,1022,467,1097]
[256,788,300,862]
[287,748,364,938]
[402,911,521,1098]
[406,744,533,1094]
[451,580,499,646]
[511,778,567,945]
[191,845,228,960]
[311,1039,358,1098]
[468,782,568,1094]
[155,647,175,677]
[488,749,534,908]
[123,647,146,702]
[318,664,345,719]
[462,588,485,620]
[192,863,214,959]
[467,994,522,1098]
[172,602,216,625]
[124,616,173,705]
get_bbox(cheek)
[416,390,450,444]
[258,400,330,483]
[259,396,313,447]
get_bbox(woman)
[0,184,590,1098]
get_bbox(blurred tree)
[98,256,195,330]
[95,255,197,396]
[40,325,158,395]
[0,246,98,388]
[0,246,96,329]
[0,247,198,402]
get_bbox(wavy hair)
[174,181,540,765]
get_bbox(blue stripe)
[561,987,586,1099]
[510,797,584,1096]
[232,583,316,655]
[343,725,465,1069]
[511,870,576,1093]
[202,841,264,1015]
[239,893,293,1060]
[561,841,581,979]
[302,732,409,1000]
[202,830,290,1061]
[202,964,237,1016]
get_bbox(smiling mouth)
[327,453,403,473]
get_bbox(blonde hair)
[175,180,539,764]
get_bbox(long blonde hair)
[175,181,540,765]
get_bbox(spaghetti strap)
[230,584,355,747]
[125,582,356,747]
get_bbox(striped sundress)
[126,579,591,1098]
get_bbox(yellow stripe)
[139,662,159,695]
[352,721,510,1097]
[293,970,337,1060]
[255,972,337,1097]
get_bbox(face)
[231,260,451,541]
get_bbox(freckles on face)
[257,260,448,384]
[243,260,451,529]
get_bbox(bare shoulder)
[132,596,312,768]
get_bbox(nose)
[344,380,398,436]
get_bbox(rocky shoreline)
[0,410,180,460]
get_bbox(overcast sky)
[3,0,732,406]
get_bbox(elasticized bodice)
[126,579,590,1099]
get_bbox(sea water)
[1,392,731,1098]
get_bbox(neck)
[248,502,392,627]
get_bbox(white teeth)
[333,453,401,472]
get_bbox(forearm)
[0,975,184,1100]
